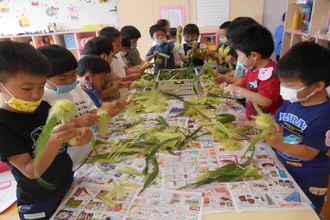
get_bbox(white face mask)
[154,38,166,46]
[242,56,256,70]
[119,51,128,57]
[280,85,315,103]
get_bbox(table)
[0,92,321,220]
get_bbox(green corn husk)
[34,99,77,190]
[96,108,112,137]
[115,166,143,176]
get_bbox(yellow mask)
[0,83,42,113]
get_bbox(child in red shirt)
[224,24,282,119]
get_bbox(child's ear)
[312,81,326,93]
[250,51,261,60]
[100,53,107,60]
[85,74,92,82]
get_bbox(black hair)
[156,19,169,27]
[120,25,141,39]
[183,24,200,36]
[121,36,131,48]
[99,26,121,43]
[77,54,110,77]
[84,37,113,56]
[0,41,50,81]
[282,12,286,22]
[169,27,177,37]
[226,17,258,41]
[232,24,274,59]
[219,21,231,30]
[275,42,330,87]
[149,24,166,37]
[38,44,77,78]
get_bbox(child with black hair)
[169,27,184,68]
[39,44,99,171]
[0,41,92,219]
[213,17,258,85]
[120,36,131,66]
[182,23,205,67]
[156,19,171,39]
[223,24,282,119]
[265,42,330,214]
[77,54,128,116]
[146,24,184,74]
[120,25,144,66]
[206,21,237,72]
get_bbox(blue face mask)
[219,37,229,44]
[48,79,78,93]
[130,44,137,50]
[85,80,94,90]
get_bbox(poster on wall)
[158,5,185,28]
[0,0,118,35]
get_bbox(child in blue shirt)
[146,24,184,74]
[265,42,330,213]
[0,41,92,219]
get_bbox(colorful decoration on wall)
[29,1,39,6]
[18,16,30,27]
[0,0,10,13]
[46,6,59,17]
[67,5,80,21]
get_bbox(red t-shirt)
[241,60,283,119]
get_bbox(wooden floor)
[321,185,330,220]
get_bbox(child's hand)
[117,98,129,110]
[206,49,216,56]
[223,83,240,94]
[112,79,121,91]
[50,123,77,146]
[75,127,93,147]
[213,75,226,84]
[177,26,183,34]
[225,55,237,64]
[187,50,192,57]
[74,114,99,127]
[153,51,159,58]
[119,81,131,88]
[102,102,119,117]
[264,123,283,147]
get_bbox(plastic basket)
[156,68,200,95]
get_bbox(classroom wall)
[117,0,264,57]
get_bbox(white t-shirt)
[43,84,98,171]
[111,53,126,79]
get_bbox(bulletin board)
[0,0,118,35]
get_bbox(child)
[0,41,92,219]
[275,12,285,61]
[223,24,283,119]
[265,42,330,213]
[84,36,129,101]
[206,21,237,72]
[146,24,184,74]
[120,25,144,67]
[77,54,128,116]
[99,27,141,98]
[213,17,258,85]
[182,24,205,67]
[120,36,131,66]
[156,19,171,39]
[38,44,99,171]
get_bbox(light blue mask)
[219,37,229,44]
[48,79,78,93]
[130,44,137,50]
[85,80,94,90]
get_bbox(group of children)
[0,16,329,219]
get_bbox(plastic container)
[292,10,301,30]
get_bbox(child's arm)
[224,82,273,107]
[101,98,129,117]
[265,123,320,161]
[145,51,159,62]
[7,123,91,178]
[99,80,120,100]
[213,71,241,84]
[71,113,99,127]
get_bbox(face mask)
[119,51,128,57]
[0,82,42,112]
[219,37,229,44]
[242,56,256,70]
[154,38,166,46]
[280,85,315,103]
[130,44,137,50]
[47,79,78,93]
[85,80,94,90]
